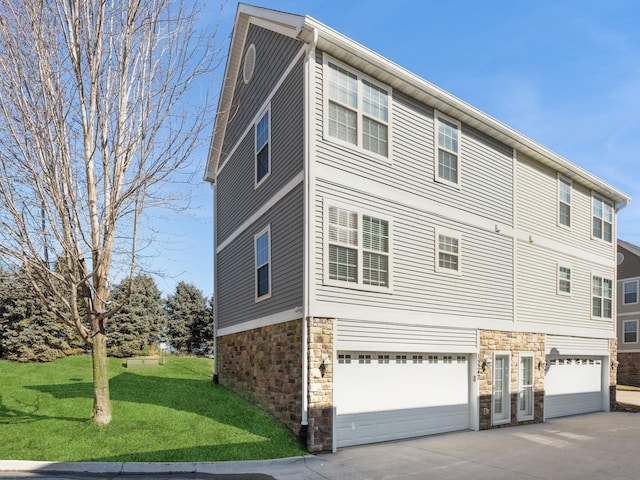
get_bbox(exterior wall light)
[612,360,619,369]
[481,355,492,371]
[539,359,547,370]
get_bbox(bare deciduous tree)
[0,0,222,425]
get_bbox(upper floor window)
[623,320,638,343]
[254,225,271,301]
[255,108,270,187]
[324,56,390,158]
[592,194,613,242]
[557,264,571,295]
[435,112,461,187]
[592,275,612,319]
[435,228,461,274]
[325,203,391,291]
[558,175,571,228]
[623,280,639,305]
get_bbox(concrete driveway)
[2,411,640,480]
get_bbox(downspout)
[211,182,219,384]
[301,25,318,433]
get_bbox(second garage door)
[334,352,470,448]
[544,357,604,419]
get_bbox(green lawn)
[0,356,305,462]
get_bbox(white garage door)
[544,357,604,419]
[335,352,470,448]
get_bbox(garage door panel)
[335,352,470,447]
[545,357,604,419]
[336,404,469,448]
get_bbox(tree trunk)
[91,326,112,425]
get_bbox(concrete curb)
[0,456,318,475]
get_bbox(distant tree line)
[0,269,213,362]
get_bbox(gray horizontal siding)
[216,56,305,243]
[546,335,610,355]
[516,240,614,332]
[618,245,640,280]
[313,52,514,226]
[337,319,477,352]
[314,180,514,321]
[216,184,304,329]
[221,24,303,156]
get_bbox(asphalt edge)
[0,456,320,475]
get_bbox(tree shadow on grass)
[23,372,303,461]
[0,394,87,425]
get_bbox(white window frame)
[591,273,613,320]
[435,227,462,275]
[557,174,572,229]
[322,54,392,161]
[434,111,462,188]
[623,319,638,344]
[323,200,393,293]
[623,280,639,305]
[492,352,511,425]
[255,105,271,189]
[591,193,613,243]
[517,353,535,422]
[254,225,271,302]
[557,263,572,296]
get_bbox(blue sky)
[151,0,640,297]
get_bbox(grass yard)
[0,356,306,462]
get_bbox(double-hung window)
[254,226,271,301]
[558,175,572,228]
[325,56,390,158]
[557,264,571,295]
[592,194,613,242]
[435,228,461,274]
[623,280,638,305]
[623,320,638,343]
[255,108,270,187]
[592,275,612,319]
[435,111,461,187]
[326,203,391,291]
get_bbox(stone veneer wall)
[610,339,618,410]
[478,330,545,429]
[617,352,640,387]
[306,317,334,453]
[216,319,303,438]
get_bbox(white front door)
[518,354,534,421]
[334,352,470,448]
[492,353,510,424]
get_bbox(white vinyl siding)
[516,154,614,260]
[623,320,638,344]
[517,242,615,330]
[557,174,571,228]
[592,274,613,319]
[592,194,613,243]
[324,55,390,159]
[435,111,461,187]
[623,280,638,305]
[325,202,391,292]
